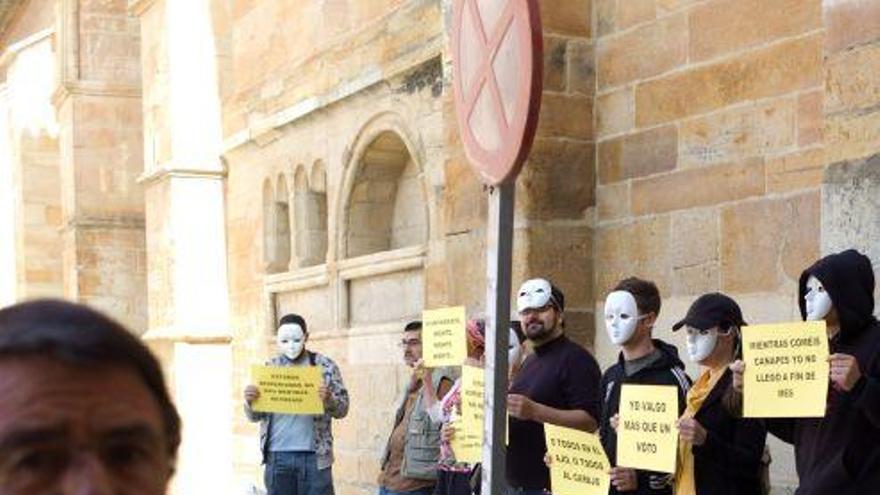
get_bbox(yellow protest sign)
[617,384,678,474]
[545,424,610,495]
[742,321,829,418]
[422,306,467,367]
[250,365,324,415]
[450,365,484,464]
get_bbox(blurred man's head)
[516,278,565,344]
[401,320,423,367]
[0,299,179,495]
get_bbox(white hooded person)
[599,277,690,495]
[244,313,349,495]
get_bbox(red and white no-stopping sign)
[452,0,543,186]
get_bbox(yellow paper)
[545,424,610,495]
[451,365,484,464]
[250,365,325,415]
[617,384,678,474]
[742,321,829,418]
[422,306,467,367]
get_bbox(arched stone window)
[293,164,328,267]
[345,131,427,258]
[263,175,291,274]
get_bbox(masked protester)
[672,293,766,495]
[599,277,691,495]
[506,278,602,495]
[244,314,349,495]
[729,249,880,494]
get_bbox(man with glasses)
[378,321,456,495]
[506,278,603,495]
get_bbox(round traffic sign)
[452,0,543,186]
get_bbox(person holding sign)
[730,249,880,494]
[671,293,766,495]
[244,314,349,495]
[378,321,456,495]
[507,278,603,495]
[598,277,690,495]
[421,319,486,495]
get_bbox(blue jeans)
[377,487,434,495]
[265,451,334,495]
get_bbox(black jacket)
[599,339,691,495]
[768,249,880,494]
[690,369,766,495]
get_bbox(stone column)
[129,0,234,493]
[53,0,146,330]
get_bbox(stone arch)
[290,164,326,267]
[337,113,429,259]
[265,174,291,273]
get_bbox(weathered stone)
[596,0,617,37]
[520,138,596,220]
[825,0,880,54]
[539,0,592,37]
[670,208,720,296]
[597,13,687,89]
[825,43,880,115]
[567,39,595,96]
[544,36,569,92]
[618,0,656,30]
[679,97,796,168]
[536,93,593,139]
[766,148,826,193]
[821,154,880,304]
[826,108,880,163]
[596,85,634,138]
[598,125,677,184]
[631,159,766,215]
[720,192,819,292]
[798,90,822,147]
[597,182,630,222]
[689,0,821,62]
[635,35,822,126]
[596,215,672,298]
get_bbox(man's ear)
[642,312,658,330]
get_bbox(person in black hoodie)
[730,249,880,494]
[671,293,766,495]
[599,277,691,495]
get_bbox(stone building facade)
[0,1,878,494]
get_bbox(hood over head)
[798,249,877,342]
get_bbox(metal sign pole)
[481,182,514,495]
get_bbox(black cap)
[672,293,746,331]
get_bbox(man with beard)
[506,278,602,495]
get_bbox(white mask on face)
[804,275,833,321]
[604,291,642,345]
[508,328,522,367]
[685,326,718,363]
[277,323,305,360]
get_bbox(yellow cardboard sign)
[545,424,610,495]
[422,306,467,367]
[617,384,678,474]
[250,365,324,415]
[450,365,484,464]
[742,321,829,418]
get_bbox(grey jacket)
[244,352,349,470]
[381,367,458,480]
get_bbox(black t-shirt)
[506,334,602,489]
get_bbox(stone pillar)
[53,0,146,330]
[129,0,234,493]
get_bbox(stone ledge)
[337,245,427,281]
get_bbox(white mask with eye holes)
[804,275,833,321]
[508,328,522,367]
[276,323,306,360]
[685,326,718,363]
[604,291,644,345]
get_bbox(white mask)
[685,326,718,363]
[508,328,522,367]
[804,275,832,321]
[517,278,553,313]
[604,291,642,345]
[277,323,305,360]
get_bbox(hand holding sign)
[422,307,467,367]
[829,353,862,392]
[545,424,610,495]
[616,385,678,474]
[250,365,325,415]
[741,321,829,417]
